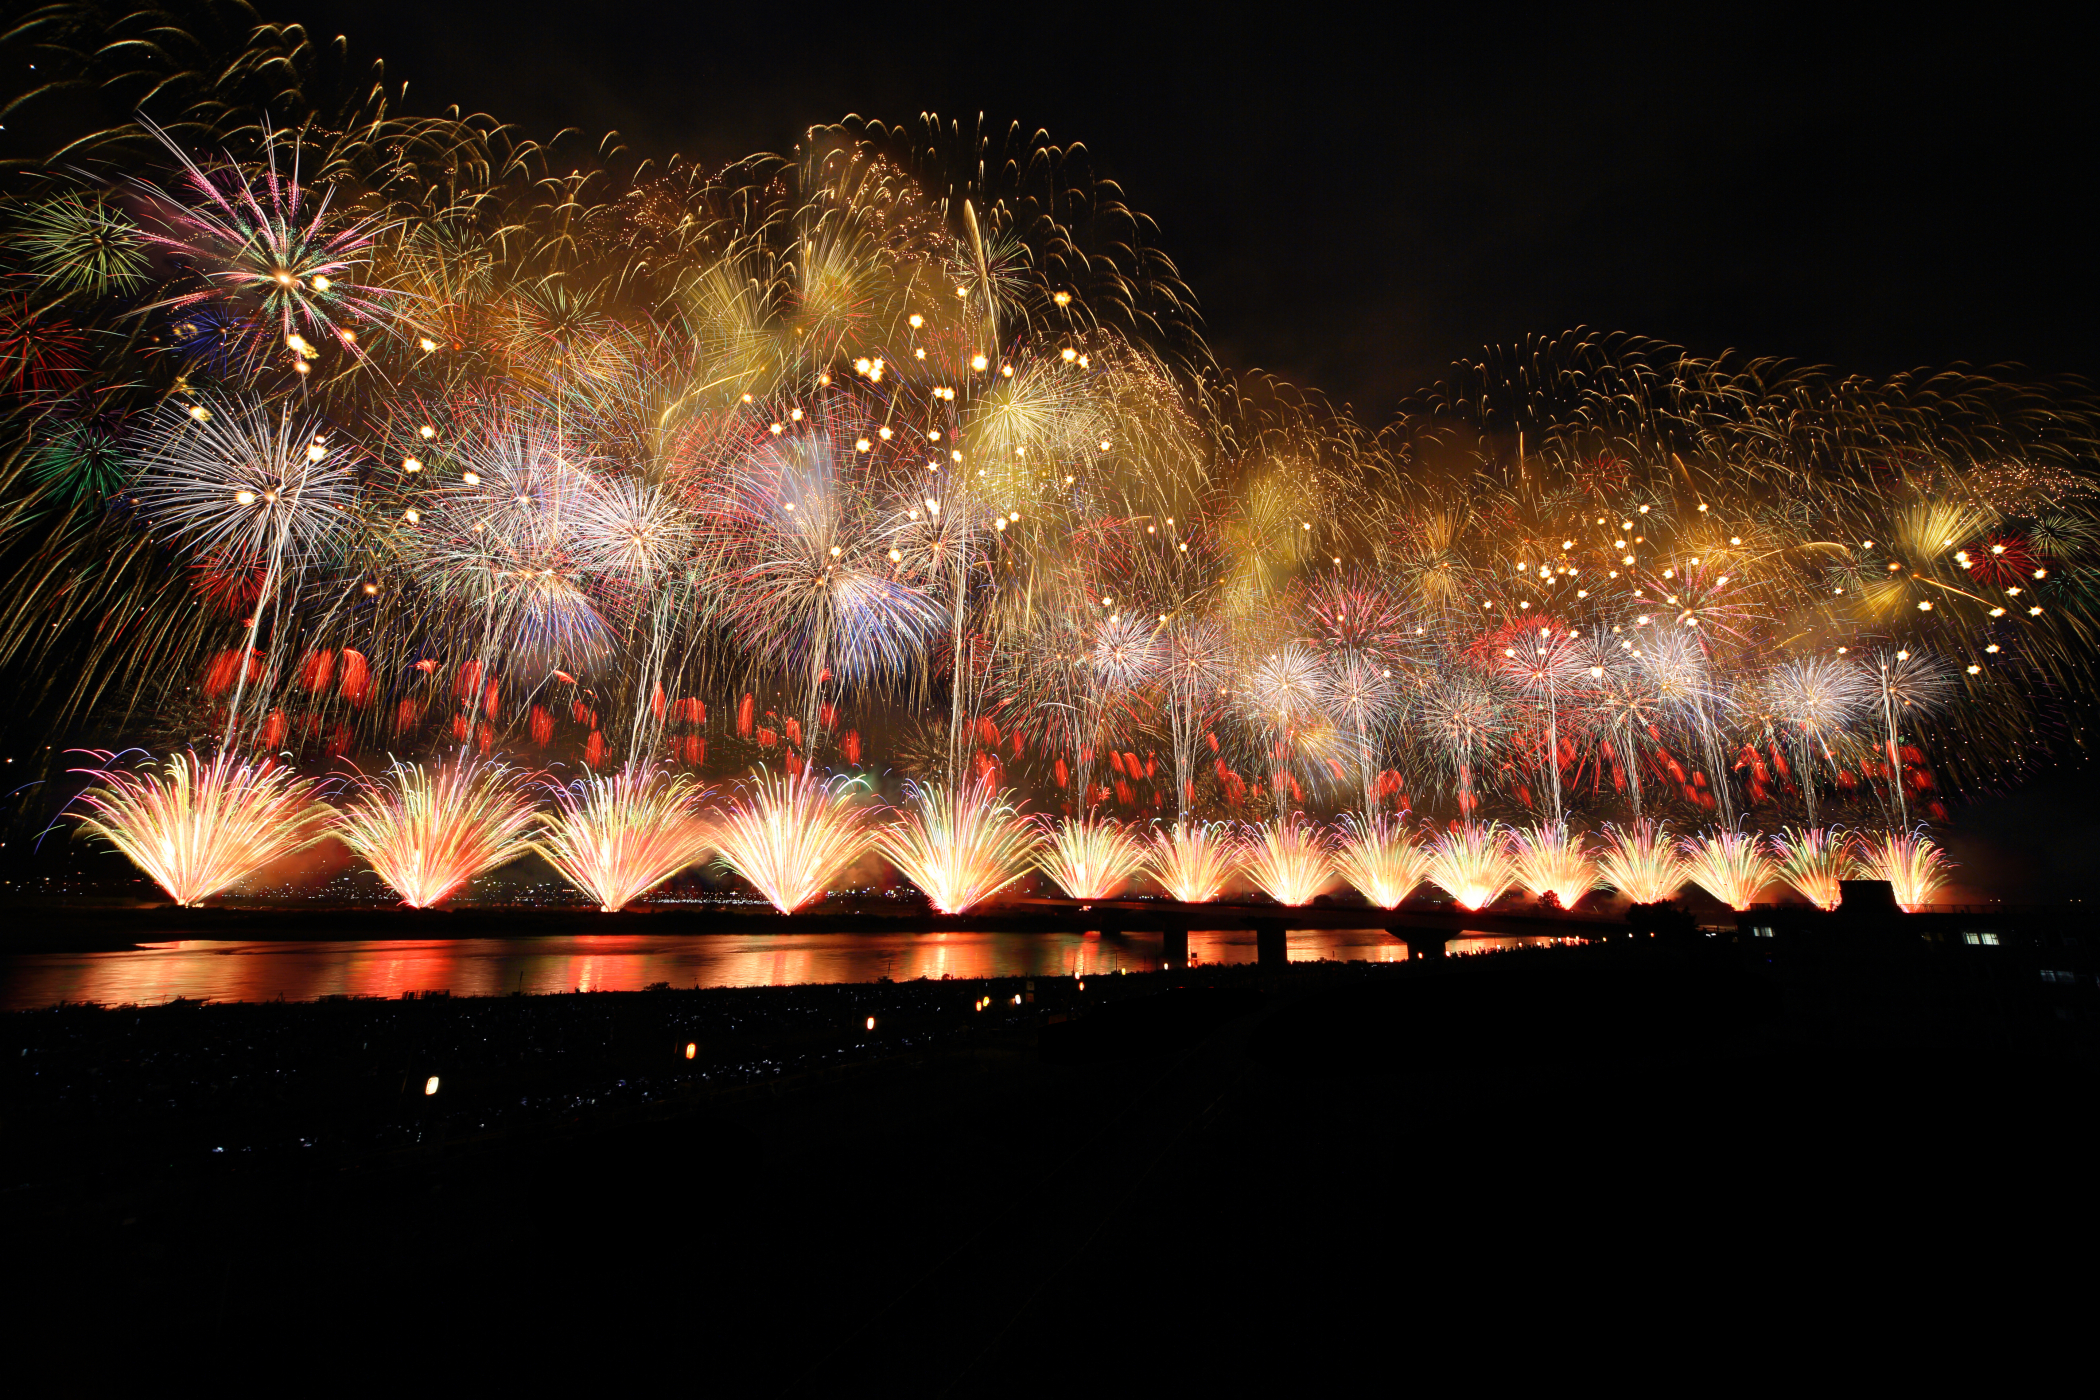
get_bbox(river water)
[0,927,1568,1010]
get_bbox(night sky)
[278,3,2099,418]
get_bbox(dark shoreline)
[8,937,2095,1382]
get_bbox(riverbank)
[8,940,2093,1385]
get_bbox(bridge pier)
[1161,928,1188,969]
[1255,922,1289,969]
[1393,929,1451,960]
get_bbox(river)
[0,926,1568,1010]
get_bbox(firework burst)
[1035,812,1147,899]
[1332,811,1429,908]
[1424,821,1517,911]
[874,777,1039,913]
[708,768,873,913]
[535,765,711,912]
[70,750,328,906]
[3,48,2099,906]
[1144,822,1240,903]
[333,759,538,908]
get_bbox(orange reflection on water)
[0,925,1434,1010]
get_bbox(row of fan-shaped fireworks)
[7,37,2100,868]
[68,752,1952,916]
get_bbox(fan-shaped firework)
[709,769,872,914]
[1243,819,1335,906]
[1598,820,1687,905]
[1425,821,1517,911]
[1679,831,1777,911]
[536,765,711,912]
[1858,830,1953,911]
[69,750,328,906]
[874,777,1039,913]
[1511,821,1600,910]
[333,759,538,907]
[1772,826,1855,911]
[1035,813,1147,899]
[1333,811,1430,908]
[1144,823,1240,904]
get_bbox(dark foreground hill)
[6,937,2094,1388]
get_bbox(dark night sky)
[278,2,2099,418]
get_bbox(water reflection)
[0,925,1567,1010]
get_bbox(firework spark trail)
[1243,818,1335,906]
[535,764,710,912]
[1867,649,1956,827]
[1144,822,1240,903]
[1332,811,1430,908]
[1772,825,1855,911]
[1511,820,1600,910]
[708,768,872,914]
[1679,830,1778,911]
[1763,657,1873,823]
[1857,829,1953,911]
[1597,819,1687,904]
[69,749,328,905]
[1418,679,1507,817]
[1034,812,1147,899]
[873,776,1039,913]
[333,759,538,907]
[1424,821,1518,911]
[1494,620,1588,821]
[129,395,355,743]
[6,43,2100,889]
[128,119,415,375]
